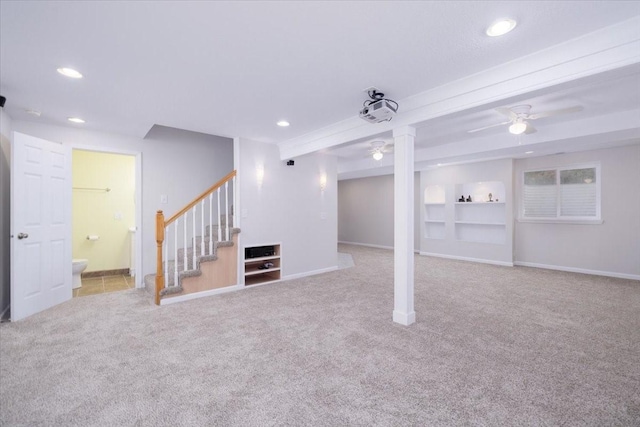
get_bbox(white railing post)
[192,206,196,270]
[209,193,213,255]
[225,181,229,241]
[163,230,168,287]
[174,220,178,287]
[217,188,221,243]
[183,214,187,272]
[200,199,205,257]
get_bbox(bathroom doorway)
[71,147,141,297]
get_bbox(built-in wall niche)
[455,181,505,203]
[424,184,445,240]
[454,181,506,244]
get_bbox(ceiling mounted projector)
[359,89,398,123]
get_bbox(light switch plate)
[160,194,168,204]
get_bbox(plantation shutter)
[523,170,557,218]
[559,168,597,217]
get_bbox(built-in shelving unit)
[244,244,281,286]
[454,182,506,244]
[424,185,446,239]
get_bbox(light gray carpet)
[1,244,639,426]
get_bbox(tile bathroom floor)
[73,275,135,297]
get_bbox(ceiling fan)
[368,140,393,161]
[468,104,583,135]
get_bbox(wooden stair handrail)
[165,170,236,226]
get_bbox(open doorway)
[71,148,141,297]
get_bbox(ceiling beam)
[279,17,640,160]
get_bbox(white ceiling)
[1,1,640,178]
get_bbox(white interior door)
[11,132,72,321]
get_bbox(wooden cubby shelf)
[244,244,281,286]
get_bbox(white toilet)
[72,259,88,289]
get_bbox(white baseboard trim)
[160,284,243,306]
[0,304,10,320]
[160,265,341,305]
[282,266,339,281]
[338,241,421,254]
[393,310,416,326]
[339,241,393,250]
[419,252,514,267]
[514,262,640,281]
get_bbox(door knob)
[17,233,29,240]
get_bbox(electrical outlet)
[160,194,168,204]
[320,212,327,220]
[114,212,122,221]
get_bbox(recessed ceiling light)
[437,163,442,166]
[68,117,85,124]
[486,19,517,37]
[25,109,41,117]
[525,151,534,154]
[57,67,83,79]
[276,120,290,127]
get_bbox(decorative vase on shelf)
[458,195,465,202]
[466,195,472,202]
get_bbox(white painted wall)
[418,159,514,265]
[10,121,233,283]
[514,144,640,279]
[238,138,337,279]
[0,108,12,318]
[337,173,421,251]
[420,159,513,265]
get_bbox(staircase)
[146,170,239,304]
[144,222,241,298]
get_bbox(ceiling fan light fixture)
[486,19,517,37]
[372,151,383,161]
[509,121,527,135]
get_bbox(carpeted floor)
[1,244,639,426]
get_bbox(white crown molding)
[279,17,640,160]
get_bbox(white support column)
[393,125,416,326]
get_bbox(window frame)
[519,162,602,224]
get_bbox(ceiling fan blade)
[524,123,537,134]
[495,107,518,120]
[467,120,511,133]
[528,106,583,120]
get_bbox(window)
[522,164,600,222]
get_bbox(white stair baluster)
[183,214,187,273]
[209,193,213,255]
[174,220,178,287]
[217,188,221,244]
[163,228,168,287]
[192,206,196,270]
[200,199,205,257]
[225,181,229,241]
